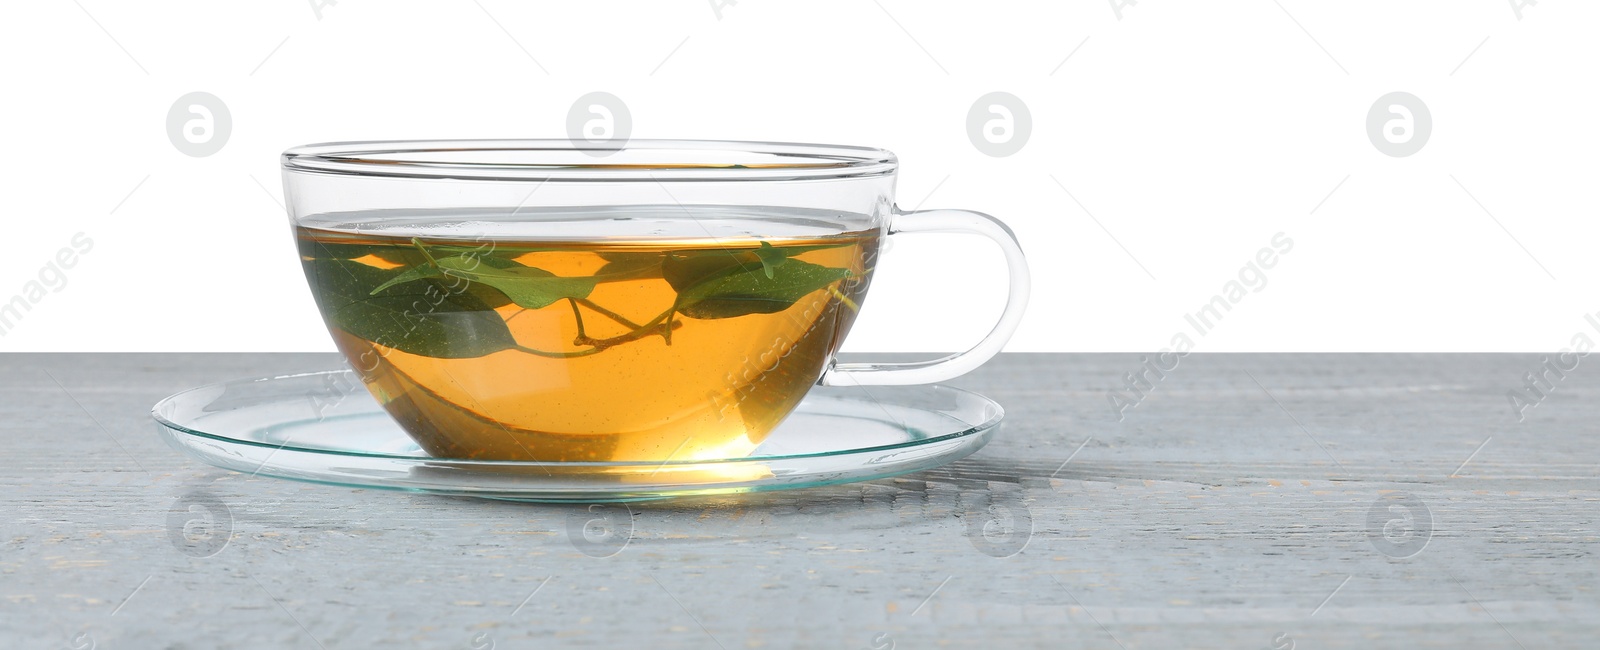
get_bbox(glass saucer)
[151,369,1002,502]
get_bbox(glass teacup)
[281,140,1028,462]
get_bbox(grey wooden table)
[2,353,1595,649]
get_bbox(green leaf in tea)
[675,258,850,320]
[338,257,509,311]
[755,241,786,279]
[367,263,440,297]
[378,240,599,310]
[663,249,755,294]
[304,256,404,310]
[302,231,863,359]
[331,293,520,359]
[662,240,853,290]
[593,254,665,280]
[304,243,521,358]
[437,259,597,310]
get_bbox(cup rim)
[280,139,899,182]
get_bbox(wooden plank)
[1,353,1595,648]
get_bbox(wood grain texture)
[1,353,1595,649]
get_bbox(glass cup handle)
[819,208,1031,387]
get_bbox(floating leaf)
[300,258,517,358]
[666,240,854,283]
[302,256,402,310]
[435,257,596,309]
[592,253,665,281]
[368,264,441,296]
[755,241,785,279]
[675,258,850,320]
[300,233,860,358]
[381,241,598,310]
[367,244,523,292]
[314,257,505,311]
[330,293,519,359]
[663,249,756,294]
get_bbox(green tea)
[297,213,877,461]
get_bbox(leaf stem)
[826,285,860,312]
[511,344,606,359]
[411,237,443,267]
[567,297,588,342]
[573,307,680,351]
[501,296,677,359]
[574,298,644,330]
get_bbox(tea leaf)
[379,243,598,310]
[302,252,520,358]
[366,248,513,295]
[435,257,596,310]
[663,249,755,294]
[330,293,519,359]
[755,241,784,279]
[662,240,854,286]
[367,264,438,296]
[305,235,858,359]
[593,254,664,280]
[303,257,403,309]
[675,258,850,320]
[322,256,507,310]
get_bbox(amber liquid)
[297,214,877,462]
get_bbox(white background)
[1,1,1595,353]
